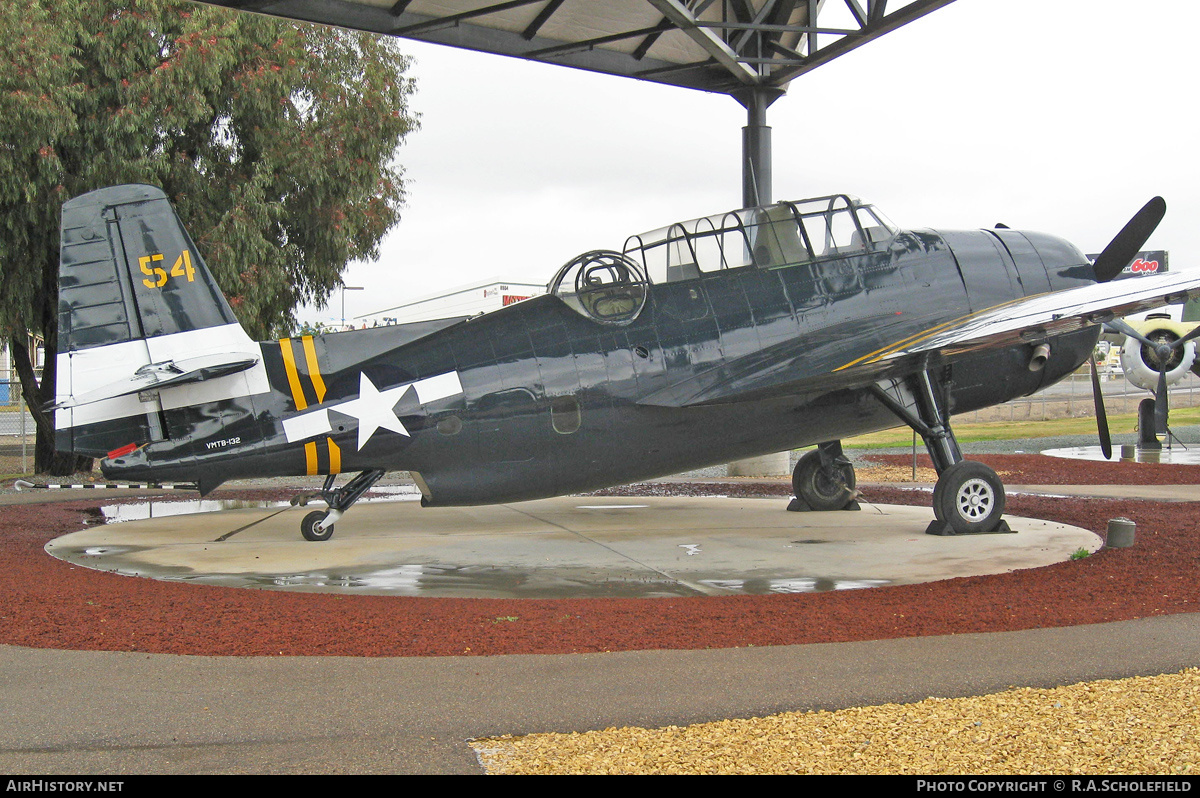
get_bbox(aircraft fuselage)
[99,223,1097,504]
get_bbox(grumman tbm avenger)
[52,185,1200,540]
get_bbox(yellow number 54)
[140,250,195,289]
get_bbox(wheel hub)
[955,478,994,521]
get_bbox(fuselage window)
[550,396,581,434]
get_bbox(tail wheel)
[792,449,857,511]
[934,461,1005,535]
[301,510,334,542]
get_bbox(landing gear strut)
[292,469,385,542]
[1137,397,1163,450]
[871,367,1011,536]
[789,441,859,512]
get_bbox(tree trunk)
[9,333,92,476]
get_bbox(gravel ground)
[473,670,1200,775]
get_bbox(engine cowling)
[1119,318,1198,391]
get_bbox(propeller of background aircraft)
[1102,317,1200,437]
[1085,197,1168,457]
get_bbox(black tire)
[301,510,334,542]
[792,449,857,511]
[931,475,947,522]
[933,461,1005,534]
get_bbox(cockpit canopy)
[548,195,896,323]
[624,194,896,285]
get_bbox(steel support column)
[734,88,785,208]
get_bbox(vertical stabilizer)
[56,184,268,457]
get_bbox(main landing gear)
[790,371,1008,535]
[789,441,860,512]
[291,469,385,542]
[869,368,1011,536]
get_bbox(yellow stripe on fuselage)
[834,295,1041,372]
[302,335,326,404]
[304,441,318,475]
[279,337,308,411]
[327,437,341,474]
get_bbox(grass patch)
[840,406,1200,449]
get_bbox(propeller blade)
[1104,318,1157,349]
[1092,197,1167,282]
[1090,355,1113,460]
[1155,364,1170,433]
[1171,323,1200,350]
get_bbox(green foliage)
[0,0,418,343]
[1071,547,1090,560]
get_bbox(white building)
[359,279,545,327]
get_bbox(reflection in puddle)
[96,486,422,524]
[701,577,891,594]
[60,488,906,598]
[1042,445,1200,464]
[163,564,705,599]
[100,499,290,523]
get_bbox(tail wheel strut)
[297,469,385,542]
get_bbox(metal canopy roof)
[204,0,956,96]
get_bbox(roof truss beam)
[522,0,566,40]
[392,0,543,37]
[646,0,760,84]
[196,0,957,96]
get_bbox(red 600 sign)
[1128,257,1160,274]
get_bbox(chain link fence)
[959,370,1200,423]
[0,379,33,476]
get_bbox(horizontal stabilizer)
[49,353,258,411]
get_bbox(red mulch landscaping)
[1,454,1197,657]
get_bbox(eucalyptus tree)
[0,0,418,473]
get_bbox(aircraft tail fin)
[55,184,267,457]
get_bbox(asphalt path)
[3,615,1199,774]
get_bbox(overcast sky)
[310,0,1200,325]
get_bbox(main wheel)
[301,510,334,542]
[792,449,857,511]
[933,461,1005,534]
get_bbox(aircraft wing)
[858,269,1200,365]
[637,270,1200,408]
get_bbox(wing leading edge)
[853,270,1200,367]
[637,270,1200,408]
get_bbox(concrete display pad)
[44,495,1101,599]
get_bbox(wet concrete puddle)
[49,490,901,598]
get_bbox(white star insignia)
[281,370,464,450]
[333,373,413,450]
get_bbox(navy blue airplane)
[51,185,1200,540]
